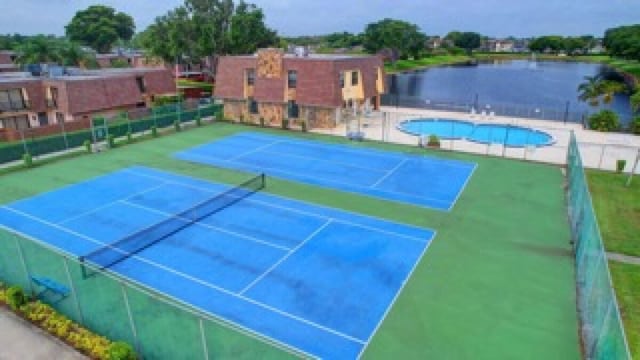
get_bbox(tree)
[588,109,620,132]
[362,19,426,60]
[577,75,626,107]
[529,36,565,54]
[15,35,63,65]
[631,90,640,113]
[228,1,278,54]
[604,24,640,60]
[65,5,135,53]
[452,32,481,53]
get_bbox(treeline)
[528,35,598,55]
[604,24,640,60]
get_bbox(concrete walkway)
[607,252,640,266]
[0,307,86,360]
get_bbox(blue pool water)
[398,119,554,147]
[398,119,474,140]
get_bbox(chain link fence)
[0,227,302,359]
[0,104,222,166]
[566,132,632,360]
[330,110,640,173]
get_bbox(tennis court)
[0,166,434,358]
[174,132,477,211]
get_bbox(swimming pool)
[398,119,554,147]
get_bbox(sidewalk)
[0,307,86,360]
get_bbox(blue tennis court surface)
[0,166,435,358]
[174,132,476,211]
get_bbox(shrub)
[195,115,202,127]
[83,140,91,153]
[108,341,137,360]
[301,121,308,132]
[126,131,132,143]
[616,159,626,173]
[630,116,640,135]
[174,120,181,132]
[588,109,620,132]
[6,286,26,311]
[107,134,115,148]
[260,117,265,127]
[22,153,33,167]
[151,126,158,137]
[427,134,441,147]
[282,118,289,130]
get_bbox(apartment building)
[215,48,385,128]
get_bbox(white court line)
[1,206,366,346]
[177,151,452,208]
[0,223,317,360]
[234,132,477,169]
[446,162,478,212]
[356,230,437,359]
[120,200,291,252]
[249,145,395,174]
[369,159,409,188]
[225,140,282,162]
[239,219,333,295]
[58,182,169,225]
[125,169,430,244]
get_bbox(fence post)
[626,148,640,187]
[12,234,35,295]
[60,119,69,150]
[598,145,606,169]
[199,318,209,359]
[121,283,140,354]
[19,129,28,156]
[62,258,84,325]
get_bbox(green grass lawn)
[0,122,580,359]
[177,79,215,91]
[587,169,640,358]
[609,261,640,358]
[587,170,640,257]
[384,55,472,73]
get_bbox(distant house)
[214,48,385,128]
[0,67,174,135]
[426,37,443,50]
[485,39,515,52]
[95,52,165,69]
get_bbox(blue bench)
[31,276,70,301]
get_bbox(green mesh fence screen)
[0,227,302,359]
[0,104,222,165]
[566,132,632,360]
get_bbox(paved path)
[607,252,640,266]
[0,307,86,360]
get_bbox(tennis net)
[80,173,266,278]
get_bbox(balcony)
[0,99,31,113]
[46,98,57,109]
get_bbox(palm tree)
[59,40,90,67]
[599,80,626,105]
[15,35,63,65]
[577,75,602,106]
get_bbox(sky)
[1,0,639,38]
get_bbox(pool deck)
[312,107,640,173]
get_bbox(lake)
[384,60,633,125]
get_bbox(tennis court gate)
[0,228,305,359]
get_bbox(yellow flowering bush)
[0,284,135,360]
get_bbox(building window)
[288,100,299,118]
[351,71,358,86]
[246,69,255,86]
[0,89,27,111]
[0,115,29,130]
[248,98,258,114]
[135,76,146,93]
[37,113,48,126]
[339,72,344,88]
[288,70,297,88]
